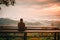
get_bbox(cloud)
[55,0,60,2]
[16,0,60,9]
[0,0,60,21]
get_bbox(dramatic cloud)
[17,0,60,4]
[16,0,60,9]
[0,0,60,21]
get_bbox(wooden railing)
[0,26,60,40]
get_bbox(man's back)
[18,22,25,28]
[18,18,25,31]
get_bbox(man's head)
[20,18,23,22]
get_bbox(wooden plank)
[0,30,60,33]
[0,27,59,30]
[0,26,59,29]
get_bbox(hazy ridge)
[0,18,60,27]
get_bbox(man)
[18,18,25,31]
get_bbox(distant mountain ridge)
[0,18,18,26]
[0,18,60,27]
[0,18,42,26]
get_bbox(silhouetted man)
[18,18,25,31]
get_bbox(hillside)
[0,18,60,27]
[0,18,43,26]
[0,18,18,26]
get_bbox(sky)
[0,0,60,21]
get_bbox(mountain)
[0,18,60,27]
[0,18,43,26]
[0,18,18,26]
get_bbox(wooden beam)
[0,30,60,33]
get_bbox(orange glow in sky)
[0,0,60,21]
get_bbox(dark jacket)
[18,22,25,31]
